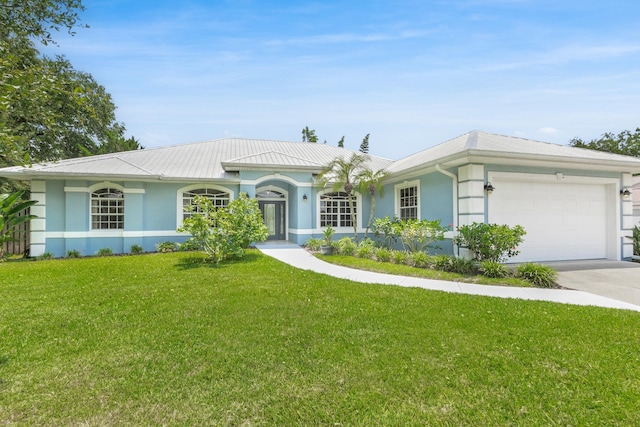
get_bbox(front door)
[259,200,286,240]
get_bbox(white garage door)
[488,178,608,262]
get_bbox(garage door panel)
[488,179,608,262]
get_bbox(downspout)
[435,164,459,256]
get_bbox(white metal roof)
[0,138,393,181]
[2,131,640,182]
[386,130,640,174]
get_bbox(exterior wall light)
[484,182,495,193]
[303,194,308,201]
[620,187,631,198]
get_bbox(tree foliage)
[0,190,37,259]
[453,222,526,262]
[359,133,370,154]
[178,193,268,264]
[1,0,141,192]
[0,0,85,45]
[317,153,367,240]
[301,126,318,143]
[569,128,640,158]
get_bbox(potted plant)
[320,225,335,255]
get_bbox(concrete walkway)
[256,243,640,312]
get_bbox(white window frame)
[90,184,125,230]
[395,180,420,220]
[176,184,234,228]
[317,189,361,231]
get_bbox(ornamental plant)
[178,193,268,264]
[453,222,526,262]
[1,190,37,260]
[398,219,448,253]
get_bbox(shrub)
[375,248,392,262]
[454,222,526,262]
[356,244,375,259]
[399,219,448,253]
[130,244,144,254]
[431,255,477,274]
[391,250,409,265]
[156,241,177,253]
[66,249,81,258]
[480,261,511,278]
[410,251,430,268]
[335,237,357,256]
[178,239,201,252]
[515,263,557,288]
[39,252,53,260]
[372,216,402,248]
[304,238,323,252]
[96,248,113,257]
[1,190,37,260]
[178,193,268,264]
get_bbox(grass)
[318,253,534,287]
[1,251,639,425]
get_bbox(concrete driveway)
[547,260,640,306]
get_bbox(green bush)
[39,252,53,260]
[178,240,201,252]
[96,248,113,257]
[515,263,557,288]
[304,238,323,252]
[356,244,375,259]
[334,237,357,256]
[66,249,80,258]
[431,255,477,274]
[453,222,526,262]
[178,193,268,264]
[410,251,430,268]
[399,219,448,253]
[391,250,409,265]
[480,261,511,278]
[372,216,402,248]
[375,248,392,262]
[129,244,144,254]
[156,241,177,253]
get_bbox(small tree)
[317,153,367,240]
[358,168,388,237]
[1,190,37,259]
[398,219,448,253]
[453,222,526,262]
[178,193,268,264]
[359,134,370,154]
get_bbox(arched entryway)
[256,187,287,240]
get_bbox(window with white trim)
[320,191,355,227]
[182,188,230,220]
[399,185,418,220]
[91,187,124,229]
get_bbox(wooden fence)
[2,209,30,256]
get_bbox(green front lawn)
[1,251,639,425]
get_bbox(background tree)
[0,190,37,259]
[301,126,318,143]
[0,0,85,45]
[1,0,141,191]
[337,136,345,148]
[317,153,367,240]
[359,133,370,154]
[569,128,640,158]
[358,168,388,237]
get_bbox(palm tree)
[317,153,367,240]
[358,168,388,237]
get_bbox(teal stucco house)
[2,130,639,262]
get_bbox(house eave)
[386,149,640,181]
[0,170,241,184]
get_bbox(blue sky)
[43,0,640,159]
